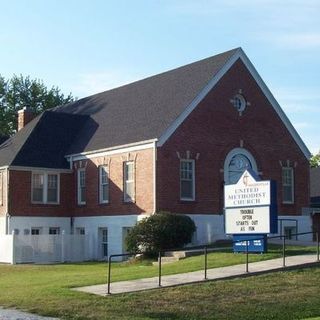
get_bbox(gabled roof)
[55,48,238,155]
[0,47,311,169]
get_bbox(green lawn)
[0,245,319,319]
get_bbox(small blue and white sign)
[233,234,267,253]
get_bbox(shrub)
[126,211,196,256]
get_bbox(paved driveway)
[0,308,58,320]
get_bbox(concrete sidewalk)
[0,308,58,320]
[74,254,320,296]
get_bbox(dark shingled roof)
[0,48,239,168]
[56,48,239,155]
[0,111,89,168]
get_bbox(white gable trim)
[68,140,157,162]
[157,48,311,159]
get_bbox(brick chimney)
[17,107,35,131]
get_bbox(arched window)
[224,148,258,184]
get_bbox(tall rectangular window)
[32,173,44,202]
[99,166,109,203]
[282,167,294,204]
[124,162,135,202]
[180,160,195,201]
[47,174,58,203]
[32,173,59,204]
[77,169,86,205]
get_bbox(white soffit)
[157,48,311,160]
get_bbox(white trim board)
[9,166,72,173]
[67,140,157,162]
[157,48,311,159]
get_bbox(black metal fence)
[106,231,320,294]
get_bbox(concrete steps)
[152,246,230,265]
[152,256,180,266]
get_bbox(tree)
[126,211,196,256]
[310,153,320,168]
[0,74,74,136]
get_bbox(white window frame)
[180,159,195,201]
[31,172,60,204]
[282,167,294,204]
[123,161,135,203]
[224,148,258,184]
[77,168,86,205]
[99,165,109,204]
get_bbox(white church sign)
[224,169,274,234]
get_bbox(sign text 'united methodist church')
[224,169,277,235]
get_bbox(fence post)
[204,246,208,280]
[158,251,162,287]
[107,255,112,294]
[245,240,249,273]
[12,230,16,265]
[61,230,65,263]
[282,235,286,268]
[317,231,319,263]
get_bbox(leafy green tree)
[310,153,320,168]
[0,74,74,136]
[126,211,196,256]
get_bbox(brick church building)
[0,48,312,261]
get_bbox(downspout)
[5,167,10,234]
[153,140,157,214]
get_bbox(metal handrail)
[106,231,319,294]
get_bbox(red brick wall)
[8,148,154,217]
[157,59,310,216]
[72,148,154,216]
[9,170,73,217]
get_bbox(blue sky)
[1,0,319,154]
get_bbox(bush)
[126,211,196,256]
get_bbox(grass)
[0,244,319,319]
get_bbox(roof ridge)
[55,48,240,112]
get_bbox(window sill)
[77,203,86,207]
[99,202,110,206]
[123,200,136,204]
[179,199,196,204]
[31,202,60,206]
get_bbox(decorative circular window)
[233,94,246,112]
